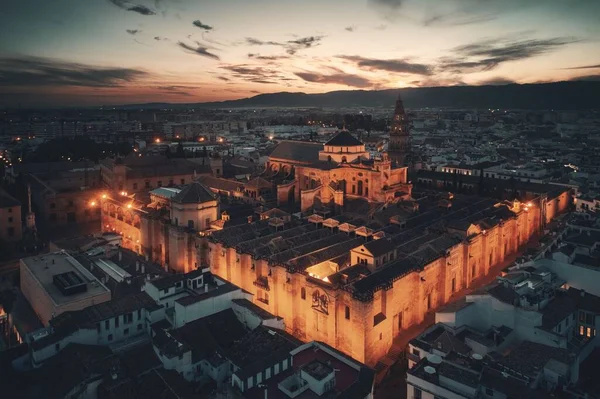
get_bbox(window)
[345,306,350,320]
[188,220,194,229]
[7,208,12,213]
[379,333,382,340]
[125,313,133,324]
[137,309,142,319]
[68,200,74,207]
[145,181,150,188]
[412,348,420,356]
[451,277,456,293]
[8,217,13,223]
[181,178,185,184]
[55,343,60,352]
[169,179,174,186]
[124,328,129,335]
[115,316,120,327]
[7,227,14,237]
[157,181,163,187]
[133,183,138,190]
[205,217,210,228]
[108,334,113,341]
[105,320,110,329]
[301,287,306,300]
[558,323,562,333]
[413,387,422,399]
[579,311,585,323]
[485,388,494,396]
[96,323,101,333]
[586,313,595,325]
[580,325,585,335]
[137,324,143,331]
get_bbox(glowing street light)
[90,201,97,207]
[102,194,107,199]
[127,203,133,209]
[155,138,161,143]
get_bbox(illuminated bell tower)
[388,93,411,167]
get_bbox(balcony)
[253,276,270,291]
[407,352,420,364]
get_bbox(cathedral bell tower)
[388,93,411,167]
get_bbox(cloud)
[0,56,147,87]
[217,76,230,81]
[177,41,220,60]
[478,77,516,86]
[423,12,496,26]
[440,36,579,73]
[247,53,290,61]
[107,0,156,15]
[193,20,213,30]
[285,36,324,54]
[294,71,373,88]
[337,55,431,75]
[154,36,166,41]
[561,63,600,70]
[245,37,283,46]
[220,64,292,84]
[369,0,403,10]
[245,36,324,55]
[345,26,355,32]
[126,29,141,35]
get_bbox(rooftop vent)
[424,366,436,375]
[472,353,483,361]
[427,354,442,365]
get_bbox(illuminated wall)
[207,200,555,366]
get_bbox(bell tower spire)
[388,93,411,167]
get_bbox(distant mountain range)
[121,81,600,110]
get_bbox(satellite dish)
[424,366,436,375]
[472,353,483,360]
[427,354,442,365]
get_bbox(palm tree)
[0,289,16,348]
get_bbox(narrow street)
[374,235,542,398]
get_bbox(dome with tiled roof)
[325,130,363,147]
[172,182,217,204]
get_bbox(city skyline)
[1,0,600,106]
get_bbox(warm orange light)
[102,194,107,199]
[127,203,133,209]
[90,201,96,207]
[155,138,161,143]
[199,137,205,142]
[218,138,224,143]
[269,135,274,140]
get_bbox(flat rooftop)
[22,251,110,307]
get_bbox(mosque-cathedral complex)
[100,95,571,366]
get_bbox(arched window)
[301,287,306,300]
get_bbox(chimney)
[118,251,122,261]
[581,289,585,297]
[145,254,149,261]
[136,260,140,272]
[141,264,145,274]
[205,284,209,293]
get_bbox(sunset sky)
[1,0,600,106]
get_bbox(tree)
[0,289,16,348]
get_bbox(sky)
[1,0,600,106]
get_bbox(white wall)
[173,289,251,328]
